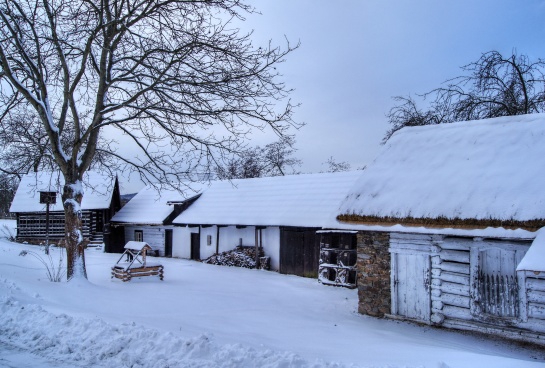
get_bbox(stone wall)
[356,231,391,317]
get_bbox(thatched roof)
[338,114,545,230]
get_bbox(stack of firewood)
[203,246,264,269]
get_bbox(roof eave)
[336,214,545,232]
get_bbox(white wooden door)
[474,245,528,318]
[392,252,431,322]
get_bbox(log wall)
[123,225,170,257]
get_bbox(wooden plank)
[432,281,469,296]
[394,253,430,322]
[437,240,470,251]
[440,305,472,321]
[527,290,545,304]
[130,271,162,277]
[528,303,545,320]
[527,278,545,292]
[435,261,469,275]
[439,250,470,264]
[432,292,471,309]
[390,233,434,244]
[129,266,163,272]
[303,230,319,278]
[431,269,470,285]
[391,251,398,315]
[280,228,306,276]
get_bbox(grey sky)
[238,0,545,172]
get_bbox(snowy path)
[0,229,544,368]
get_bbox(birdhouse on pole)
[39,191,57,252]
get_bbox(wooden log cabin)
[332,114,545,345]
[10,171,122,249]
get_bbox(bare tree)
[383,96,450,143]
[0,0,299,279]
[322,156,351,173]
[215,147,263,179]
[0,112,55,175]
[261,136,301,176]
[215,137,301,179]
[384,50,545,142]
[0,172,17,218]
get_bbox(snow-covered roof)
[338,114,545,226]
[517,227,545,272]
[10,171,116,213]
[111,184,206,225]
[124,241,151,250]
[173,171,363,227]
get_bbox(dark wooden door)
[96,211,104,232]
[165,229,173,257]
[280,227,319,278]
[190,232,200,260]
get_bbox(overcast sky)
[235,0,545,173]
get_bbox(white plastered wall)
[172,226,199,259]
[197,225,281,271]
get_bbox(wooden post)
[39,191,56,255]
[45,201,50,254]
[255,227,259,269]
[215,226,220,255]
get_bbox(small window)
[134,230,143,242]
[207,234,212,246]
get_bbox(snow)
[1,233,544,367]
[124,241,150,250]
[9,171,116,213]
[517,227,545,272]
[174,171,363,227]
[111,185,206,225]
[339,114,545,222]
[0,219,16,239]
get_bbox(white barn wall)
[123,224,282,269]
[199,226,218,260]
[262,227,280,271]
[172,226,199,259]
[218,226,255,252]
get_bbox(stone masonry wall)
[357,231,391,317]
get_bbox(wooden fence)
[478,272,519,318]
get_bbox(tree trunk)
[62,179,87,280]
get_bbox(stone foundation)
[356,231,391,317]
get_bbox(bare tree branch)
[384,50,545,142]
[0,0,299,279]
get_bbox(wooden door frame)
[164,229,173,257]
[190,232,201,260]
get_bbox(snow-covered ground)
[1,219,544,368]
